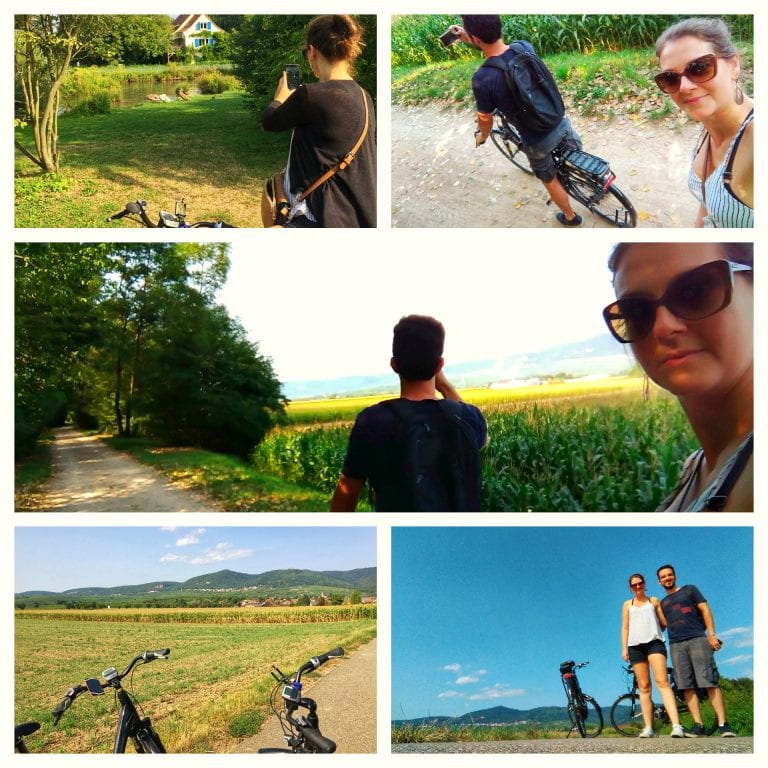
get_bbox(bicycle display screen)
[281,684,301,702]
[85,677,105,695]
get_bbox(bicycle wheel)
[490,125,535,175]
[677,694,719,736]
[133,731,166,753]
[561,173,637,228]
[611,693,660,736]
[574,694,604,737]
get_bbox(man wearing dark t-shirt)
[657,564,736,737]
[330,315,487,512]
[452,15,583,226]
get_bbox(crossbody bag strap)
[723,107,754,190]
[704,433,753,511]
[295,86,370,204]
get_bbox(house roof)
[173,14,222,35]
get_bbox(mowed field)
[253,377,697,512]
[15,607,376,753]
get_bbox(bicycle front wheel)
[561,174,637,228]
[491,126,535,175]
[574,694,604,737]
[610,693,661,736]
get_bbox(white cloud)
[443,663,461,672]
[437,691,461,699]
[187,542,253,565]
[467,684,526,701]
[159,553,184,564]
[456,676,479,685]
[719,626,753,648]
[176,528,207,547]
[720,654,752,666]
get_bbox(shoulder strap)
[723,108,754,189]
[704,433,753,511]
[295,86,370,204]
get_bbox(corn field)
[253,387,697,512]
[392,14,754,68]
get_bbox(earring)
[734,81,744,105]
[643,374,650,402]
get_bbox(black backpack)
[383,399,482,512]
[482,42,565,135]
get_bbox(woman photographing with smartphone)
[262,15,376,227]
[603,243,753,511]
[654,18,753,227]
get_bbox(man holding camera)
[450,15,583,226]
[330,315,487,512]
[657,564,736,737]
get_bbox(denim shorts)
[670,636,720,689]
[523,118,582,182]
[628,638,668,665]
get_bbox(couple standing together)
[622,564,735,737]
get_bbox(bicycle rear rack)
[560,149,615,189]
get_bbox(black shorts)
[628,638,668,665]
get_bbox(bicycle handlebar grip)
[312,647,345,668]
[301,727,336,754]
[51,685,86,724]
[144,649,170,661]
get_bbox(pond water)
[114,79,200,108]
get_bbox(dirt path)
[19,425,220,513]
[391,104,700,227]
[234,639,377,754]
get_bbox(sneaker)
[719,722,736,737]
[670,724,685,738]
[638,726,655,738]
[685,723,705,738]
[556,212,583,227]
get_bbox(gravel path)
[234,638,377,754]
[393,736,753,754]
[392,104,700,228]
[19,425,219,512]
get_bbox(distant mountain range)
[284,334,629,399]
[16,567,376,598]
[393,704,573,728]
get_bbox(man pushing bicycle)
[447,15,584,226]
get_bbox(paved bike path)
[22,425,219,512]
[234,639,376,754]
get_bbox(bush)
[197,72,238,94]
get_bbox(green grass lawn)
[14,91,288,228]
[15,612,376,753]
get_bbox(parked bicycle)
[610,664,718,736]
[258,646,345,753]
[52,649,170,753]
[15,722,40,753]
[490,110,637,228]
[107,198,236,228]
[559,660,603,737]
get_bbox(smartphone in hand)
[285,64,301,89]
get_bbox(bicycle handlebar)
[52,650,170,725]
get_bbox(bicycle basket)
[560,149,614,186]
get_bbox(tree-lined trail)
[19,426,219,513]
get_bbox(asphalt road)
[234,639,377,754]
[393,736,753,754]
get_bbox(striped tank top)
[688,109,753,228]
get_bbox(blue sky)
[391,526,753,719]
[217,238,623,383]
[14,526,376,593]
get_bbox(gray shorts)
[523,118,582,182]
[669,636,720,689]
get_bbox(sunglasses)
[630,582,645,589]
[655,53,719,94]
[603,260,752,344]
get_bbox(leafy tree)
[15,242,109,457]
[230,15,376,110]
[14,15,113,172]
[79,15,176,65]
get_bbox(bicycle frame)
[112,688,166,753]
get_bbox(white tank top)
[627,600,664,645]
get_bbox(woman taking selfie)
[621,573,683,738]
[262,15,376,227]
[655,18,753,227]
[604,243,753,511]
